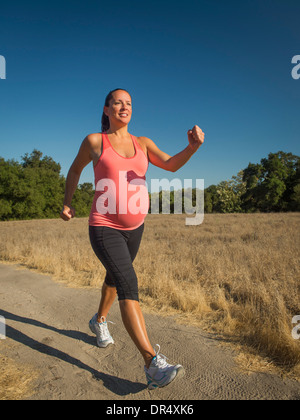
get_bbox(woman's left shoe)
[89,314,115,348]
[144,344,184,389]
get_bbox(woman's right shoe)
[144,344,184,389]
[89,314,114,348]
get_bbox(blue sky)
[0,0,299,190]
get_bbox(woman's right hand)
[60,205,75,221]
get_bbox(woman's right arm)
[60,135,94,221]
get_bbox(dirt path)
[0,263,299,400]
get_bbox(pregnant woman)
[60,88,204,389]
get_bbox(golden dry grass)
[0,352,38,400]
[0,213,299,379]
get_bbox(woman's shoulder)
[136,135,158,151]
[83,133,103,158]
[135,135,153,146]
[84,132,103,148]
[86,132,102,143]
[136,135,150,141]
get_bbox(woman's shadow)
[1,309,147,397]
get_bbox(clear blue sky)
[0,0,299,190]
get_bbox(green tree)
[72,183,94,217]
[0,150,66,220]
[213,171,246,213]
[204,185,218,213]
[291,184,300,210]
[242,152,300,212]
[242,163,263,212]
[20,150,65,218]
[0,157,20,219]
[21,149,61,173]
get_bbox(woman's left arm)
[142,125,205,173]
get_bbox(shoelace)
[154,344,170,368]
[98,316,115,325]
[98,316,115,340]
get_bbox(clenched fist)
[60,204,76,221]
[187,125,205,153]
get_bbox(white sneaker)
[144,344,184,389]
[89,314,114,348]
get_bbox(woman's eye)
[114,101,131,106]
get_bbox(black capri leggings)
[89,224,144,301]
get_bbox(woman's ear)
[103,106,109,117]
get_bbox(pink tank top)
[89,133,149,230]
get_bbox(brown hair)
[101,88,131,132]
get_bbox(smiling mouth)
[119,113,129,117]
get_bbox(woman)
[60,88,205,389]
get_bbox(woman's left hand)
[187,125,205,153]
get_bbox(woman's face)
[104,90,132,127]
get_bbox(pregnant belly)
[89,182,149,230]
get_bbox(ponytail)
[101,112,110,133]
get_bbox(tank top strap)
[132,135,148,160]
[102,132,136,154]
[102,132,111,151]
[131,134,138,150]
[131,135,142,153]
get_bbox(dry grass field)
[0,213,299,378]
[0,353,38,400]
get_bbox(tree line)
[0,150,94,220]
[0,149,299,221]
[205,151,300,213]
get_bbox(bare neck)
[106,124,129,138]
